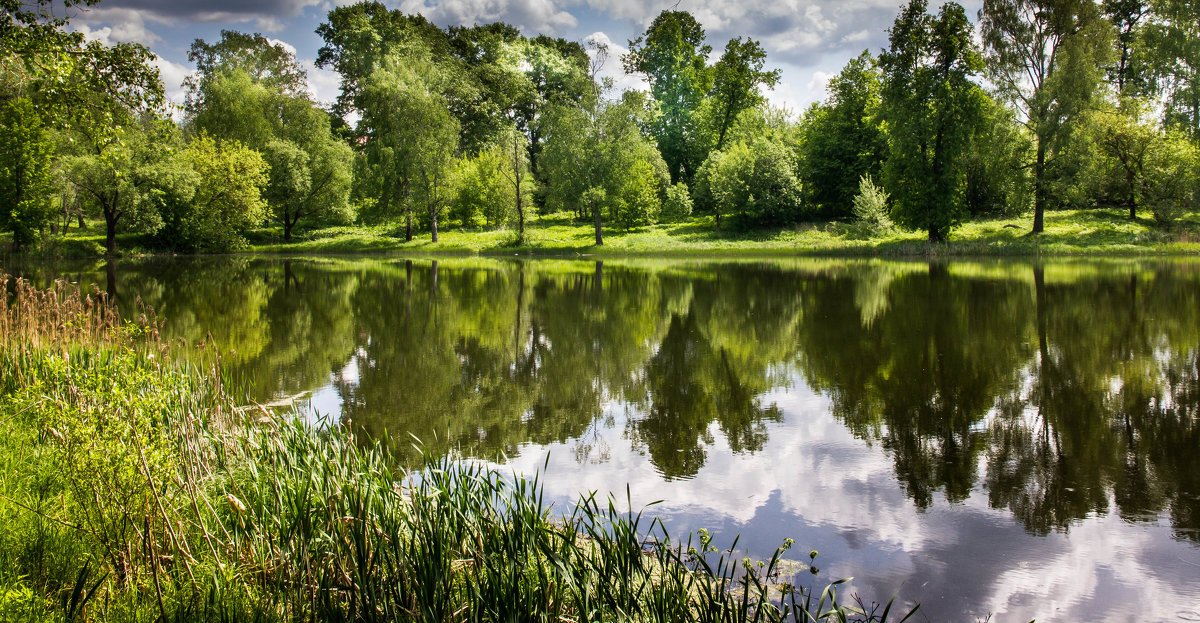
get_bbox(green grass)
[0,276,918,622]
[251,209,1200,257]
[6,208,1200,260]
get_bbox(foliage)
[799,52,886,219]
[963,95,1033,216]
[880,0,985,242]
[707,37,781,151]
[450,145,517,227]
[700,138,802,226]
[623,11,714,183]
[63,116,177,254]
[661,182,694,222]
[1142,0,1200,141]
[169,135,269,251]
[981,0,1115,233]
[541,86,668,242]
[851,175,893,233]
[1143,131,1200,226]
[0,97,54,250]
[186,33,354,241]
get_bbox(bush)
[661,182,693,222]
[851,174,893,233]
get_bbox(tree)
[175,135,269,251]
[707,37,780,150]
[497,127,532,237]
[541,79,667,245]
[1143,0,1200,141]
[698,138,802,226]
[0,97,54,250]
[262,137,354,241]
[1103,0,1151,95]
[623,10,713,183]
[799,51,887,218]
[187,32,354,241]
[981,0,1114,233]
[0,0,164,133]
[64,116,171,254]
[185,30,309,111]
[881,0,986,242]
[449,147,513,227]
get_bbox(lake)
[15,255,1200,622]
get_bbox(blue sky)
[66,0,984,116]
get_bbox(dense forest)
[1,0,1198,254]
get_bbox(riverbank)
[11,208,1200,259]
[0,276,914,622]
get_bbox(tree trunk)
[284,214,293,242]
[104,208,118,255]
[430,202,438,243]
[515,141,525,237]
[1032,139,1046,234]
[593,202,603,246]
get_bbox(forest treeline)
[1,0,1199,254]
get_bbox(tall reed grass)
[0,276,917,622]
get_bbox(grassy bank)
[8,208,1200,259]
[0,276,916,622]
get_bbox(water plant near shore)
[0,275,917,622]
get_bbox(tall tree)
[187,32,353,241]
[0,97,54,250]
[981,0,1114,233]
[707,37,780,150]
[881,0,986,242]
[623,10,713,183]
[1143,0,1200,140]
[799,51,887,218]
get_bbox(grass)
[246,209,1200,257]
[0,275,918,622]
[6,208,1200,259]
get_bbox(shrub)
[851,174,893,233]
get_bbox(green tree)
[0,97,54,250]
[623,10,713,183]
[981,0,1114,233]
[64,116,174,254]
[881,0,986,242]
[175,135,269,251]
[798,51,887,218]
[187,32,354,241]
[1143,0,1200,141]
[450,147,513,227]
[185,30,309,108]
[707,37,780,150]
[0,0,164,134]
[541,54,667,245]
[698,137,802,226]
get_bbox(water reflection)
[11,255,1200,620]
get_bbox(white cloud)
[401,0,577,35]
[300,58,343,105]
[72,7,165,46]
[152,55,196,118]
[583,31,645,94]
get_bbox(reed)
[0,279,917,622]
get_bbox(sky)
[63,0,985,117]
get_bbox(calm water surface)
[18,255,1200,622]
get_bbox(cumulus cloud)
[400,0,577,35]
[152,55,196,115]
[587,0,904,68]
[80,0,324,27]
[582,31,645,94]
[72,7,165,46]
